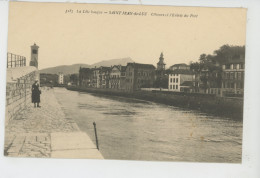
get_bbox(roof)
[111,65,121,70]
[127,62,155,70]
[79,67,92,72]
[170,63,189,67]
[224,57,245,65]
[181,81,193,87]
[170,69,195,75]
[120,66,127,72]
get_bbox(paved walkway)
[4,88,103,159]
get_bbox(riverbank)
[4,88,103,159]
[66,86,243,120]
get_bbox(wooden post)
[93,122,99,150]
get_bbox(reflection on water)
[54,88,242,163]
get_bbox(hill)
[39,57,134,75]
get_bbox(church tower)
[157,52,166,70]
[30,43,39,69]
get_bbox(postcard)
[4,1,247,163]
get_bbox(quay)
[66,85,244,120]
[4,88,103,159]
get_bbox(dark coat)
[31,83,41,103]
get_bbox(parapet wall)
[5,66,38,125]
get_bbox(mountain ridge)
[39,57,134,75]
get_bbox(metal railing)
[7,52,26,68]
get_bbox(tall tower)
[157,52,166,70]
[30,43,39,68]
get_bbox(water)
[54,87,242,163]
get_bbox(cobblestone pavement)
[4,88,80,158]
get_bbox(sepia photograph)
[4,1,247,163]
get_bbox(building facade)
[58,72,64,84]
[120,66,127,90]
[109,65,121,89]
[99,67,111,89]
[92,67,100,88]
[221,58,245,95]
[168,69,195,92]
[125,63,156,92]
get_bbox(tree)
[70,74,79,85]
[213,45,245,64]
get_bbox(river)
[54,87,242,163]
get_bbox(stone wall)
[5,68,38,125]
[67,86,244,120]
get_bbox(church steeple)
[157,52,166,70]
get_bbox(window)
[176,78,178,83]
[170,78,172,83]
[170,85,172,89]
[32,49,37,54]
[173,78,175,83]
[237,82,241,89]
[173,85,175,89]
[230,82,234,88]
[226,72,230,79]
[230,72,234,79]
[176,85,178,89]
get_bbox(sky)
[7,2,247,70]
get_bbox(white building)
[58,72,64,84]
[168,70,195,92]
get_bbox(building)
[30,43,39,69]
[157,52,166,70]
[92,67,101,88]
[109,65,121,89]
[120,66,127,90]
[99,66,111,88]
[58,72,64,84]
[125,63,156,92]
[169,63,190,71]
[221,57,245,95]
[168,69,195,92]
[110,65,125,89]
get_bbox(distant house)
[58,72,64,84]
[169,63,190,71]
[221,56,245,95]
[120,66,127,90]
[99,66,111,89]
[125,63,156,92]
[168,69,195,92]
[92,67,101,88]
[109,65,121,89]
[109,65,127,90]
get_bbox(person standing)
[31,80,41,108]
